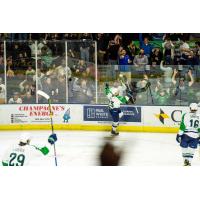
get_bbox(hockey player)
[105,82,134,135]
[176,103,200,166]
[2,132,57,166]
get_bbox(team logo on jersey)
[63,108,70,123]
[155,109,169,124]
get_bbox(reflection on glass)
[37,41,66,104]
[67,40,96,104]
[6,41,36,104]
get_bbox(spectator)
[51,75,66,103]
[23,91,35,104]
[41,45,53,68]
[72,77,94,103]
[187,50,199,70]
[154,88,171,105]
[193,42,200,65]
[160,60,173,85]
[41,77,54,100]
[133,49,148,72]
[8,92,22,104]
[126,41,139,63]
[7,66,15,78]
[172,69,194,105]
[34,68,44,90]
[150,48,162,66]
[114,34,122,45]
[107,40,120,65]
[0,77,5,103]
[139,33,153,59]
[80,33,92,62]
[19,77,35,95]
[179,39,190,65]
[74,59,87,76]
[118,49,132,82]
[26,66,35,76]
[0,54,4,69]
[29,40,38,58]
[162,37,174,64]
[97,33,108,64]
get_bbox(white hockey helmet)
[111,87,119,96]
[189,103,198,112]
[20,132,31,144]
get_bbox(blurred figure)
[99,141,123,166]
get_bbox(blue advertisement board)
[84,105,141,122]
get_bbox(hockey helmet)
[20,132,31,144]
[111,87,119,96]
[189,103,198,112]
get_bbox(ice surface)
[0,130,199,166]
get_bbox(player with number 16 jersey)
[176,103,200,166]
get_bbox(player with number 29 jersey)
[2,132,57,166]
[2,144,48,166]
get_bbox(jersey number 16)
[189,119,199,128]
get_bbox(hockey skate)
[111,130,119,136]
[184,159,191,166]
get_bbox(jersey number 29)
[9,153,25,166]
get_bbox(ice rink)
[0,130,200,166]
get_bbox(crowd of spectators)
[0,33,200,105]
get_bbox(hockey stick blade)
[37,90,50,100]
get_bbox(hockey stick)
[37,90,58,166]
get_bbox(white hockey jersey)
[179,112,200,138]
[105,87,129,109]
[2,144,49,166]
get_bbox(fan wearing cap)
[176,103,200,166]
[105,83,133,136]
[2,132,56,166]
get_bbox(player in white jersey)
[176,103,200,166]
[105,82,134,135]
[2,132,57,166]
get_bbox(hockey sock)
[187,147,195,163]
[112,122,119,132]
[182,147,194,163]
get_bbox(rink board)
[0,104,189,133]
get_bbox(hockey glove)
[176,134,182,143]
[48,133,57,145]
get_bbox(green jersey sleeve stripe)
[180,113,186,131]
[117,96,128,104]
